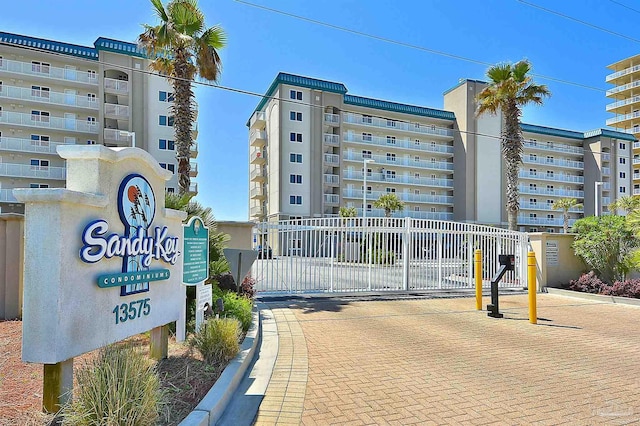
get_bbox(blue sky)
[2,0,638,220]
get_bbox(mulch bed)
[0,320,224,426]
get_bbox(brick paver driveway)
[254,294,640,425]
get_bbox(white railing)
[343,151,454,171]
[342,112,453,138]
[606,79,640,96]
[517,216,577,227]
[250,168,265,180]
[518,185,584,198]
[602,167,610,176]
[103,129,132,143]
[250,149,267,162]
[324,153,340,164]
[0,162,66,180]
[343,170,453,188]
[324,113,340,125]
[250,111,266,128]
[323,174,339,185]
[324,194,340,204]
[603,197,611,206]
[519,201,583,212]
[634,158,640,165]
[606,95,640,111]
[343,133,454,155]
[250,187,264,198]
[603,153,611,161]
[343,189,453,205]
[634,142,640,149]
[0,189,18,203]
[189,162,198,175]
[189,183,198,194]
[250,130,266,145]
[0,58,98,85]
[518,170,584,184]
[522,156,584,169]
[523,140,583,155]
[250,206,264,217]
[606,110,640,126]
[253,217,528,293]
[104,78,129,93]
[0,111,98,133]
[0,136,73,154]
[634,189,640,195]
[0,84,99,109]
[104,103,130,118]
[324,133,340,145]
[603,182,611,190]
[606,64,640,82]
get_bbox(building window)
[87,93,96,102]
[30,183,49,188]
[386,119,397,127]
[386,187,396,193]
[159,91,174,102]
[415,156,420,162]
[415,173,420,178]
[386,136,396,145]
[290,90,302,100]
[167,187,175,193]
[530,228,538,232]
[620,172,626,179]
[415,139,421,145]
[0,56,3,67]
[159,139,175,150]
[620,186,626,193]
[30,134,50,146]
[386,170,396,180]
[547,228,554,233]
[87,140,96,145]
[362,133,372,142]
[87,69,96,80]
[362,150,372,159]
[87,116,96,125]
[31,61,50,74]
[290,153,303,163]
[159,163,176,174]
[546,156,553,163]
[290,111,302,121]
[546,170,554,178]
[529,154,537,161]
[31,110,50,123]
[30,159,49,169]
[289,195,302,205]
[31,85,50,99]
[547,214,554,219]
[620,142,626,150]
[362,115,372,124]
[159,115,175,126]
[290,132,303,142]
[386,153,396,162]
[620,158,626,165]
[289,174,302,184]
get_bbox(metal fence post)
[437,232,443,289]
[403,217,411,291]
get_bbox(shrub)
[214,273,236,292]
[61,344,161,425]
[216,290,253,332]
[601,279,640,298]
[240,276,256,299]
[568,271,606,294]
[189,317,241,364]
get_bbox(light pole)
[595,181,604,217]
[362,158,375,219]
[119,130,136,148]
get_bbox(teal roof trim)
[0,31,98,60]
[584,129,636,141]
[442,78,488,96]
[94,37,148,58]
[344,94,455,121]
[521,123,584,140]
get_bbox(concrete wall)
[0,213,24,319]
[528,232,585,291]
[218,221,254,250]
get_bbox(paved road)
[254,293,640,425]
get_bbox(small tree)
[552,198,582,234]
[608,195,640,215]
[572,215,639,284]
[373,193,405,217]
[339,206,357,218]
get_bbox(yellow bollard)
[528,251,537,324]
[475,249,482,310]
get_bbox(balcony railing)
[250,187,265,198]
[355,208,453,220]
[606,95,640,111]
[342,113,453,139]
[343,189,453,204]
[324,153,340,165]
[250,111,266,129]
[189,183,198,194]
[250,206,265,217]
[343,170,453,188]
[519,185,584,198]
[323,113,340,125]
[606,80,640,96]
[518,170,584,184]
[250,168,266,180]
[634,158,640,165]
[323,133,340,146]
[0,111,98,133]
[104,78,129,94]
[519,201,583,212]
[0,58,98,85]
[104,129,133,144]
[0,84,99,109]
[603,182,611,190]
[603,153,611,161]
[0,162,66,180]
[634,188,640,195]
[634,142,640,150]
[189,162,198,177]
[190,142,198,158]
[0,189,18,203]
[250,130,266,146]
[343,133,454,155]
[522,156,584,170]
[250,149,267,163]
[602,167,610,176]
[323,174,339,185]
[517,216,577,227]
[523,140,583,155]
[606,110,640,126]
[343,152,454,171]
[104,103,130,118]
[324,194,340,205]
[0,136,74,155]
[606,64,640,82]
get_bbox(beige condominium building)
[606,54,640,195]
[0,31,198,213]
[247,73,634,232]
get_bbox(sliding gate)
[252,217,528,294]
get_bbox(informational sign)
[183,216,209,285]
[195,283,213,331]
[546,240,559,266]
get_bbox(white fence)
[253,217,528,293]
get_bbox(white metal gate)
[252,217,528,294]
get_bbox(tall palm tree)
[139,0,226,195]
[477,60,551,230]
[373,193,405,217]
[552,198,582,234]
[608,195,640,215]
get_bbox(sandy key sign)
[183,216,209,285]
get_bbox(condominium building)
[606,54,640,195]
[0,31,198,213]
[248,73,634,232]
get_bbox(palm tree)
[339,206,357,218]
[373,193,405,217]
[139,0,226,195]
[477,60,551,230]
[608,195,640,215]
[552,198,582,233]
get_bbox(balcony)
[250,130,266,147]
[104,129,133,145]
[523,140,583,155]
[519,201,583,212]
[519,185,584,198]
[250,187,265,199]
[603,197,611,206]
[343,133,453,155]
[189,162,198,177]
[606,95,640,112]
[189,183,198,194]
[522,156,584,170]
[104,78,129,94]
[0,58,98,85]
[634,142,640,150]
[104,103,130,119]
[0,162,66,180]
[0,136,74,155]
[606,80,640,96]
[249,111,266,129]
[606,64,640,83]
[0,189,18,203]
[0,111,98,134]
[606,110,640,126]
[250,205,265,218]
[602,153,611,161]
[323,133,340,146]
[602,167,610,176]
[634,188,640,195]
[517,216,577,227]
[518,171,584,184]
[190,142,198,158]
[250,149,267,164]
[343,151,454,171]
[191,123,198,139]
[343,170,453,188]
[343,189,453,205]
[634,158,640,165]
[250,168,266,182]
[324,194,340,205]
[323,173,339,186]
[323,153,340,165]
[323,113,340,126]
[603,182,611,191]
[0,84,99,110]
[342,113,454,139]
[355,208,453,221]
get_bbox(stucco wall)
[218,221,254,250]
[0,213,24,319]
[529,232,585,290]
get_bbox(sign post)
[223,248,258,292]
[182,216,210,332]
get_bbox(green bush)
[189,317,241,364]
[213,288,253,332]
[61,345,161,426]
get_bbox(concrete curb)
[179,305,261,426]
[544,287,640,307]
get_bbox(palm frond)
[195,26,225,82]
[150,0,169,22]
[168,0,205,36]
[511,60,532,82]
